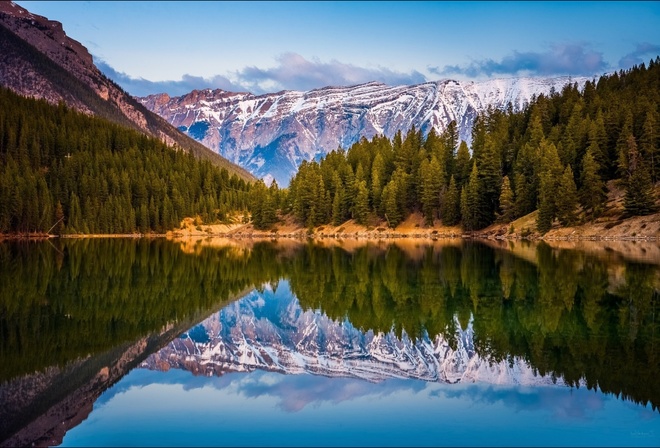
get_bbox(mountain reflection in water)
[1,238,659,447]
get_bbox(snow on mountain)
[139,76,588,185]
[141,282,570,388]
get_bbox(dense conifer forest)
[252,58,660,232]
[0,87,250,234]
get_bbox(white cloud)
[97,53,427,97]
[432,44,609,78]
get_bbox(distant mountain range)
[0,1,252,181]
[140,77,589,185]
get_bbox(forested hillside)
[0,87,250,235]
[0,4,254,181]
[251,58,660,233]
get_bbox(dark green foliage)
[556,165,579,226]
[454,140,472,187]
[441,175,460,226]
[495,175,515,223]
[353,179,370,225]
[461,163,481,231]
[624,135,657,216]
[537,141,564,233]
[0,87,249,234]
[580,147,607,219]
[419,155,443,225]
[278,59,660,230]
[285,240,660,410]
[249,179,278,229]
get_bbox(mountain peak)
[0,1,94,70]
[141,75,587,185]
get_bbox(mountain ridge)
[140,75,590,185]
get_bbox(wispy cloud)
[96,53,427,97]
[618,42,660,69]
[95,59,247,97]
[233,52,426,94]
[432,44,608,78]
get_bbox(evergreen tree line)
[252,58,660,232]
[0,87,251,234]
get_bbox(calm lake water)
[1,238,659,447]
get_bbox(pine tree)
[560,100,585,169]
[455,141,471,187]
[536,141,563,233]
[461,163,481,231]
[588,111,610,178]
[476,133,502,227]
[441,175,460,226]
[556,165,578,226]
[616,111,634,181]
[513,173,531,219]
[579,147,607,220]
[353,180,370,225]
[624,135,657,217]
[495,176,515,223]
[441,120,458,178]
[382,180,402,228]
[332,189,343,226]
[419,155,443,226]
[537,172,555,234]
[640,106,659,182]
[513,142,540,217]
[370,153,386,213]
[53,200,64,235]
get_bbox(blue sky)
[15,1,660,97]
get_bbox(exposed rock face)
[0,2,253,180]
[0,1,144,126]
[142,284,568,388]
[140,77,588,185]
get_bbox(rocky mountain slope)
[0,2,253,180]
[140,77,589,185]
[142,282,570,387]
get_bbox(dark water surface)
[1,238,658,446]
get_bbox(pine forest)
[0,87,250,235]
[252,58,660,233]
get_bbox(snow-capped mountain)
[139,76,588,185]
[141,282,569,387]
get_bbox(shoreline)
[1,232,658,242]
[3,209,660,243]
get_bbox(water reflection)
[142,281,570,388]
[60,369,658,447]
[1,238,659,446]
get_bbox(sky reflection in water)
[60,272,659,448]
[62,368,657,447]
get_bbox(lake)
[1,238,658,447]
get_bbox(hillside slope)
[0,1,253,181]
